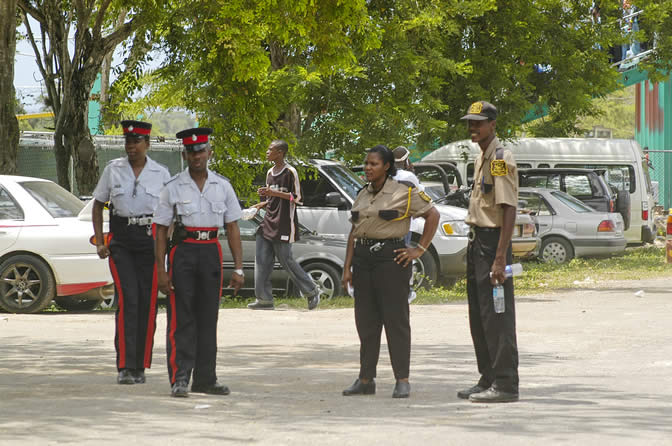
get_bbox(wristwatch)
[233,268,245,277]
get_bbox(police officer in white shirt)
[92,120,171,385]
[153,127,244,398]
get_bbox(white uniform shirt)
[393,169,425,191]
[93,156,171,217]
[153,168,242,228]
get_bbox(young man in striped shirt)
[248,140,321,310]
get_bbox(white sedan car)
[0,175,113,313]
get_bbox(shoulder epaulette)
[396,180,416,188]
[495,147,505,160]
[164,173,180,185]
[212,172,231,183]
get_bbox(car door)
[297,168,352,237]
[519,192,553,237]
[563,173,610,212]
[0,186,24,255]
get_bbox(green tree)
[17,0,162,193]
[1,0,19,174]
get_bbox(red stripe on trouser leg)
[168,246,179,384]
[109,252,126,369]
[143,261,159,368]
[217,242,223,300]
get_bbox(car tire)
[412,250,438,290]
[540,236,574,264]
[295,262,343,300]
[0,255,56,314]
[615,189,631,231]
[55,295,103,312]
[98,292,118,310]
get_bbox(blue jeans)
[254,233,319,302]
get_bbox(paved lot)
[1,278,671,445]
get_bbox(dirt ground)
[1,278,671,445]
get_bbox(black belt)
[472,226,500,232]
[111,214,154,226]
[356,237,404,246]
[185,230,218,241]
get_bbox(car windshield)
[321,164,365,201]
[19,180,85,218]
[550,191,593,213]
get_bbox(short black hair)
[367,144,397,177]
[270,139,289,154]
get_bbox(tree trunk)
[0,0,19,175]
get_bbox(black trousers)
[108,225,158,371]
[166,240,223,386]
[466,228,519,393]
[352,241,411,380]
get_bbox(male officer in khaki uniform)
[457,101,520,403]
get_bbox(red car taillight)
[642,202,649,221]
[598,220,615,232]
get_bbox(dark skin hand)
[392,207,440,266]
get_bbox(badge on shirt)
[490,159,508,176]
[418,190,432,202]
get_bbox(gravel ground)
[1,278,671,445]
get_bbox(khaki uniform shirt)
[351,177,433,239]
[465,137,518,228]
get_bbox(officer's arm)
[417,207,440,251]
[492,204,516,283]
[92,200,109,259]
[225,221,243,270]
[341,226,356,290]
[155,224,173,294]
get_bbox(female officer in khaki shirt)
[341,145,439,399]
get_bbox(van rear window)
[554,164,635,193]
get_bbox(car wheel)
[296,262,342,300]
[99,293,118,310]
[0,255,56,313]
[540,236,574,264]
[55,295,103,312]
[412,250,438,290]
[615,189,631,231]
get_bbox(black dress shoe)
[469,386,519,403]
[132,369,146,384]
[191,381,231,395]
[457,384,487,400]
[247,300,275,310]
[117,369,135,385]
[342,378,375,396]
[171,381,189,398]
[392,380,410,398]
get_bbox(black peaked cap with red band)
[121,120,152,137]
[176,127,213,152]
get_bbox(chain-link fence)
[17,132,184,195]
[645,149,672,210]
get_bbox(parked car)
[518,168,631,230]
[220,211,347,299]
[0,175,114,313]
[518,187,627,263]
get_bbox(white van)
[423,138,655,244]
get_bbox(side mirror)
[325,191,346,207]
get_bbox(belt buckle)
[468,228,475,242]
[369,241,383,253]
[196,231,209,241]
[127,217,136,225]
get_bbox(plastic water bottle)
[490,264,523,314]
[492,284,505,313]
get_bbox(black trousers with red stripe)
[166,240,223,386]
[108,225,158,371]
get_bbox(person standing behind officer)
[341,145,439,399]
[247,140,321,311]
[458,101,520,403]
[154,127,244,398]
[92,120,171,385]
